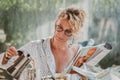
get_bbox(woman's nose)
[59,30,66,37]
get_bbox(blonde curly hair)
[55,7,86,34]
[55,7,86,43]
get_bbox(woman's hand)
[74,48,97,67]
[2,46,18,65]
[74,57,84,67]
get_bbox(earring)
[68,35,74,45]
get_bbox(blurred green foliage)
[0,0,82,51]
[89,0,120,68]
[0,0,80,51]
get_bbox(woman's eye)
[56,25,63,31]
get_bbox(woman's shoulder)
[29,38,49,44]
[19,38,50,53]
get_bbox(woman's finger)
[7,46,18,56]
[5,52,13,58]
[6,49,16,56]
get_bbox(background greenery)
[0,0,120,69]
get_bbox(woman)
[1,7,86,80]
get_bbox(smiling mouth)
[58,37,63,40]
[56,36,64,41]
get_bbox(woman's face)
[54,19,72,43]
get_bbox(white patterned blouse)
[18,38,56,80]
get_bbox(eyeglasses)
[55,25,72,37]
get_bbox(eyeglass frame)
[55,24,73,37]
